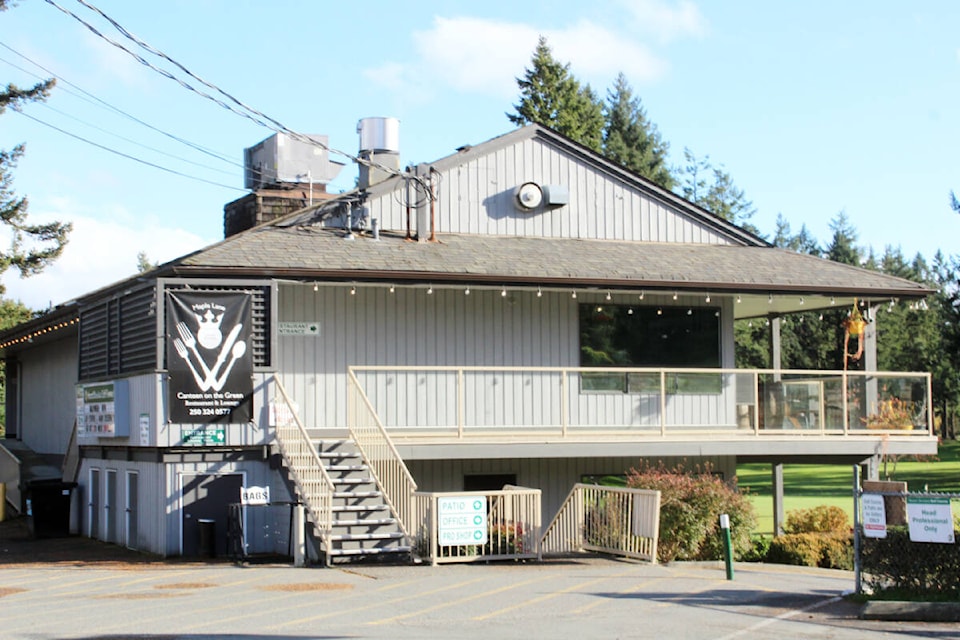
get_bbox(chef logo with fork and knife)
[167,292,252,423]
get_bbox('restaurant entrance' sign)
[166,291,253,424]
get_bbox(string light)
[736,295,742,304]
[657,307,663,315]
[464,287,470,296]
[705,294,710,303]
[639,291,645,301]
[672,292,678,301]
[427,285,433,295]
[605,291,612,301]
[572,291,577,299]
[389,284,395,293]
[313,282,318,292]
[830,297,835,305]
[350,286,356,295]
[799,296,804,305]
[537,287,542,298]
[0,317,80,350]
[501,287,507,298]
[768,294,773,304]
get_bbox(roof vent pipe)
[357,117,400,190]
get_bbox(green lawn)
[737,440,960,535]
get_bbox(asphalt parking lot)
[1,518,957,639]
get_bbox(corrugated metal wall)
[367,137,734,244]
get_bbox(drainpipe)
[428,167,438,243]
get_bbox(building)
[0,121,935,560]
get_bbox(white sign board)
[437,496,488,546]
[278,322,320,337]
[907,497,955,543]
[240,485,271,506]
[861,493,887,539]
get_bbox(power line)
[0,41,241,170]
[13,109,244,191]
[46,0,426,193]
[36,100,237,177]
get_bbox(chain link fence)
[854,480,960,598]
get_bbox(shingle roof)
[176,225,930,300]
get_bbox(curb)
[861,601,960,622]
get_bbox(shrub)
[861,526,960,598]
[626,462,756,563]
[766,532,853,570]
[784,505,849,534]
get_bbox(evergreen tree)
[678,148,758,233]
[508,36,604,151]
[0,2,71,294]
[602,73,674,189]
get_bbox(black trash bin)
[25,479,76,538]
[198,518,216,558]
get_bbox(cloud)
[0,207,210,310]
[370,15,674,101]
[616,0,708,42]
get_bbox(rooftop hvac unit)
[243,132,344,190]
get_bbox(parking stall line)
[367,574,556,627]
[713,595,844,640]
[272,574,493,631]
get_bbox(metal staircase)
[317,438,411,562]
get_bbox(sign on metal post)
[861,493,887,539]
[907,496,955,543]
[437,496,487,546]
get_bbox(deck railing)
[346,370,419,539]
[272,378,334,558]
[411,487,542,565]
[541,483,661,563]
[348,366,933,438]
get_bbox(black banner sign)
[166,291,253,424]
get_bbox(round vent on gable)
[514,182,543,211]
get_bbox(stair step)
[317,451,360,458]
[326,465,367,472]
[334,491,381,499]
[334,518,396,527]
[328,546,412,557]
[330,531,405,542]
[331,477,373,485]
[333,504,390,513]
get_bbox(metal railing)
[412,487,542,565]
[346,369,419,539]
[349,365,933,438]
[272,378,334,557]
[541,483,661,563]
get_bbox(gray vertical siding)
[277,285,737,431]
[77,458,164,553]
[407,455,738,526]
[19,337,77,455]
[366,137,733,245]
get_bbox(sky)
[0,0,958,310]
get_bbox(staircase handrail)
[61,419,80,482]
[272,377,335,544]
[346,369,419,540]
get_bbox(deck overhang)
[394,435,938,462]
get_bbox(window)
[579,304,721,393]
